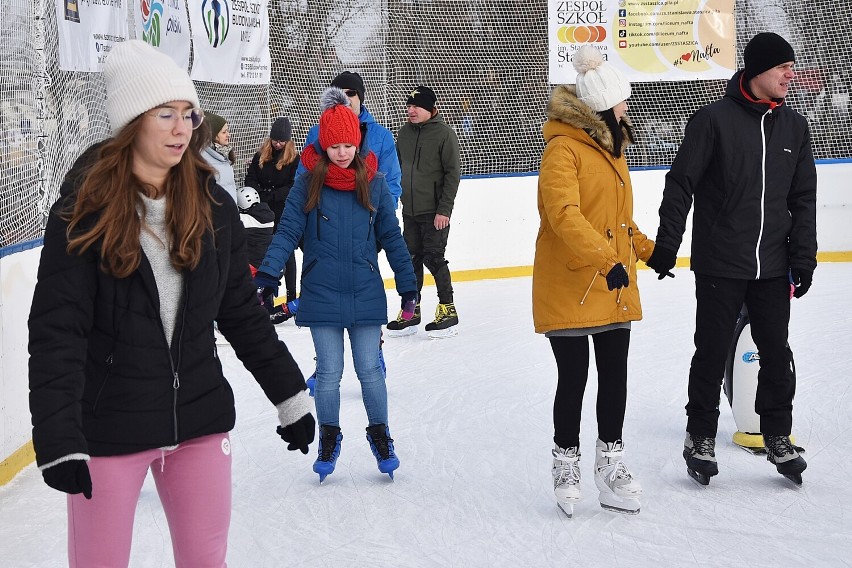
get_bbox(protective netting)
[1,0,850,248]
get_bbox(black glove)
[253,270,279,289]
[276,413,316,454]
[606,264,630,291]
[791,268,813,298]
[42,460,92,499]
[253,271,280,306]
[646,245,677,279]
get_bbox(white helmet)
[237,186,260,210]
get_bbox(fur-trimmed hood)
[543,85,633,156]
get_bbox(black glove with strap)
[790,267,813,298]
[606,263,630,291]
[277,413,316,454]
[42,459,92,499]
[646,245,677,279]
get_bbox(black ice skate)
[764,434,807,485]
[683,433,719,486]
[386,304,420,337]
[425,303,459,339]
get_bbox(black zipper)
[92,353,113,417]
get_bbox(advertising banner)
[188,0,271,84]
[56,0,129,72]
[132,0,191,71]
[548,0,736,84]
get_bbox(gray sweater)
[138,194,182,346]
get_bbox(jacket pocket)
[301,258,318,280]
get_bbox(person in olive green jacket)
[390,86,461,338]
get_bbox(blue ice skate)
[366,424,399,479]
[313,425,342,483]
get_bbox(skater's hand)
[790,268,812,298]
[253,271,279,297]
[605,263,629,291]
[277,413,316,454]
[646,245,676,279]
[42,459,92,499]
[400,291,418,319]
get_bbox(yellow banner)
[549,0,736,84]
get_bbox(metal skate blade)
[386,326,417,338]
[599,493,640,514]
[600,502,640,515]
[557,502,574,518]
[427,327,459,340]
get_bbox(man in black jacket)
[646,33,817,485]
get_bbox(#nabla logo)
[202,0,230,47]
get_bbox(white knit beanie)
[103,40,199,134]
[573,45,631,112]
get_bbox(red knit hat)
[318,87,362,150]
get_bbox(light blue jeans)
[310,325,388,428]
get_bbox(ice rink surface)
[2,264,850,567]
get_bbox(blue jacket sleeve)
[258,175,309,277]
[373,177,417,295]
[377,128,403,207]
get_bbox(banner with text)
[188,0,270,84]
[132,0,191,71]
[55,0,129,72]
[548,0,735,84]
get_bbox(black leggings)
[550,329,630,449]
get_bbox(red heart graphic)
[681,53,692,61]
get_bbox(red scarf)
[300,144,378,190]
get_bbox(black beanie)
[205,112,226,138]
[407,86,437,112]
[331,71,365,104]
[269,117,291,141]
[743,32,795,83]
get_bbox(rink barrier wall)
[2,162,851,484]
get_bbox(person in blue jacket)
[255,87,417,482]
[296,71,402,207]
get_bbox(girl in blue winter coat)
[254,87,417,482]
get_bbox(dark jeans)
[687,274,794,437]
[550,329,630,449]
[402,214,453,304]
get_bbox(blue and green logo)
[201,0,230,47]
[140,0,165,46]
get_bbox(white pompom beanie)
[572,45,631,112]
[103,40,199,134]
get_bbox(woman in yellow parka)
[534,45,656,517]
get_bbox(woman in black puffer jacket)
[28,40,314,567]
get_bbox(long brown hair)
[304,153,373,213]
[62,116,215,278]
[258,138,297,170]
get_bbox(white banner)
[188,0,271,84]
[55,0,129,72]
[548,0,736,84]
[132,0,191,71]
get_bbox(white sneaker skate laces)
[598,450,633,483]
[552,449,580,487]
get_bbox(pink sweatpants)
[67,433,232,568]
